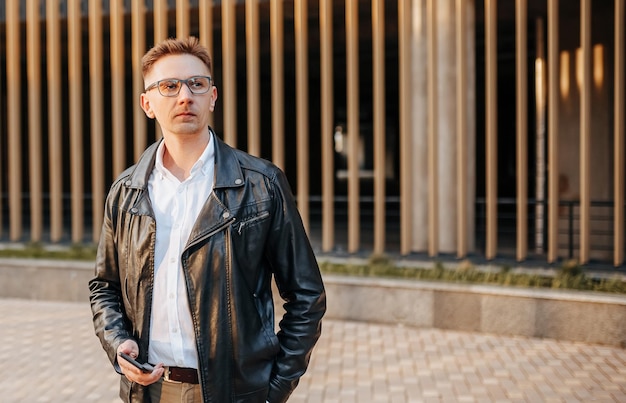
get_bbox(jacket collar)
[124,128,245,191]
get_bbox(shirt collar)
[154,134,215,179]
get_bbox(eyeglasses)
[144,76,213,97]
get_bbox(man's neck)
[162,131,211,181]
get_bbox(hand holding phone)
[118,352,155,373]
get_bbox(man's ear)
[209,86,218,112]
[140,93,155,118]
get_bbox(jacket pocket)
[235,210,270,235]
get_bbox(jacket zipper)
[237,211,270,235]
[185,216,237,253]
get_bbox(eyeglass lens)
[157,76,212,96]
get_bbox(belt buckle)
[163,367,180,383]
[163,366,171,382]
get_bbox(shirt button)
[222,211,230,219]
[234,178,242,185]
[130,207,138,214]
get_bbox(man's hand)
[117,340,164,386]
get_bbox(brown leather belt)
[163,366,199,384]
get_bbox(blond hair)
[141,37,212,77]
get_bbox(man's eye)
[160,81,179,90]
[190,80,207,89]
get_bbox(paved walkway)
[1,298,625,402]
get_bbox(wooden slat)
[27,0,43,242]
[579,0,591,264]
[111,0,126,177]
[132,0,147,162]
[547,0,560,263]
[516,0,528,261]
[295,0,310,231]
[457,0,468,258]
[152,0,168,141]
[222,0,237,146]
[90,0,105,242]
[320,0,335,251]
[373,0,386,254]
[399,0,413,255]
[270,0,285,170]
[68,0,84,243]
[47,0,63,242]
[246,0,261,157]
[485,0,498,260]
[615,0,625,267]
[177,0,190,38]
[6,0,21,240]
[428,0,439,257]
[199,0,214,129]
[346,0,360,252]
[154,0,168,43]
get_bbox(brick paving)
[1,298,625,402]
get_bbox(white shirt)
[147,135,215,369]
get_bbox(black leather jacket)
[89,133,326,403]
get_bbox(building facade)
[0,0,624,268]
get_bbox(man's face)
[140,54,218,138]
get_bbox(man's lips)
[175,111,196,118]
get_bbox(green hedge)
[319,257,626,294]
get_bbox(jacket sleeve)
[265,168,327,403]
[88,188,132,372]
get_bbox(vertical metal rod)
[615,0,625,267]
[320,0,335,252]
[579,0,591,264]
[534,18,546,254]
[27,0,43,242]
[346,0,360,252]
[569,203,574,259]
[199,1,214,129]
[132,0,147,161]
[485,0,498,260]
[111,0,126,176]
[270,0,285,170]
[372,0,386,255]
[246,0,261,156]
[177,0,190,38]
[90,0,105,242]
[398,0,412,255]
[516,0,528,261]
[6,0,21,240]
[222,0,238,146]
[68,0,84,243]
[295,0,310,231]
[428,0,439,257]
[47,0,63,242]
[456,0,468,258]
[547,0,560,263]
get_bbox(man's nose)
[177,82,194,100]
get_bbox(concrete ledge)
[2,258,626,347]
[324,275,626,347]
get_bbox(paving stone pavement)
[1,298,626,403]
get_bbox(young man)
[89,37,326,403]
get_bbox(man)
[89,37,326,403]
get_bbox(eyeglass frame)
[144,75,214,97]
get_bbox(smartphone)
[118,352,155,373]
